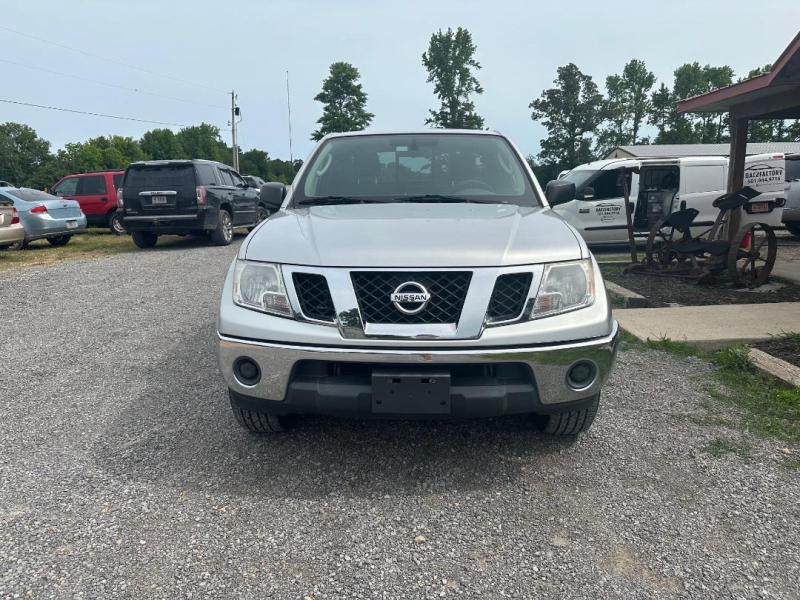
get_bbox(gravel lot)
[1,240,799,599]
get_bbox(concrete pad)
[614,302,800,350]
[772,261,800,286]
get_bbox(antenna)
[286,70,293,163]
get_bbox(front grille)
[351,271,472,324]
[293,273,335,322]
[487,273,533,322]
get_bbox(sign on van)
[744,163,784,188]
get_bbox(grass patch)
[0,229,246,272]
[642,336,709,359]
[609,294,627,309]
[618,330,641,352]
[702,438,753,459]
[778,331,800,344]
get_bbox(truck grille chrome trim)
[292,273,336,322]
[487,272,533,323]
[351,271,472,325]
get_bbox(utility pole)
[230,90,240,172]
[286,71,293,163]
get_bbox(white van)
[551,154,786,244]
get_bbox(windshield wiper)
[393,194,505,204]
[296,196,382,206]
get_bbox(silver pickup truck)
[217,130,618,435]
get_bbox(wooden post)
[726,117,749,241]
[620,168,638,263]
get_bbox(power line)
[0,99,192,127]
[0,25,228,95]
[0,58,227,110]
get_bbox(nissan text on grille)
[217,130,619,435]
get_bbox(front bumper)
[0,223,25,245]
[218,322,619,417]
[120,208,216,233]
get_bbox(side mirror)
[545,180,576,206]
[260,182,287,211]
[578,186,595,200]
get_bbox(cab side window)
[585,170,632,200]
[77,175,107,195]
[218,169,235,187]
[229,171,246,187]
[112,174,123,190]
[52,176,79,196]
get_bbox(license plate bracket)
[371,368,451,414]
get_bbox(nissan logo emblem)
[391,282,431,315]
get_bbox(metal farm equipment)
[629,186,778,286]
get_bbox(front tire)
[131,231,158,248]
[108,210,126,235]
[47,235,72,247]
[533,394,600,435]
[211,209,233,246]
[248,206,269,233]
[229,390,293,433]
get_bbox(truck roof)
[322,129,505,139]
[128,159,227,167]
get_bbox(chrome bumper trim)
[122,215,198,221]
[217,321,619,407]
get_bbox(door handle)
[100,197,109,201]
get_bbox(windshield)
[4,188,60,203]
[560,169,598,190]
[293,133,540,206]
[125,165,196,188]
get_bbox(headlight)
[232,260,293,317]
[532,259,595,319]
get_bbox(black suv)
[119,159,270,248]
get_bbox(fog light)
[233,357,261,386]
[567,361,597,390]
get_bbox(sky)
[1,0,799,164]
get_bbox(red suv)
[51,171,125,234]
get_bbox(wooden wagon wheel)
[645,220,689,269]
[728,222,777,286]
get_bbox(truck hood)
[244,203,584,267]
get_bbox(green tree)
[239,149,270,179]
[27,135,148,189]
[176,123,230,163]
[648,82,673,139]
[596,74,629,156]
[621,59,656,143]
[311,62,374,141]
[422,27,485,129]
[530,63,603,173]
[267,158,302,185]
[671,62,734,143]
[140,128,185,160]
[0,123,52,186]
[596,60,655,155]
